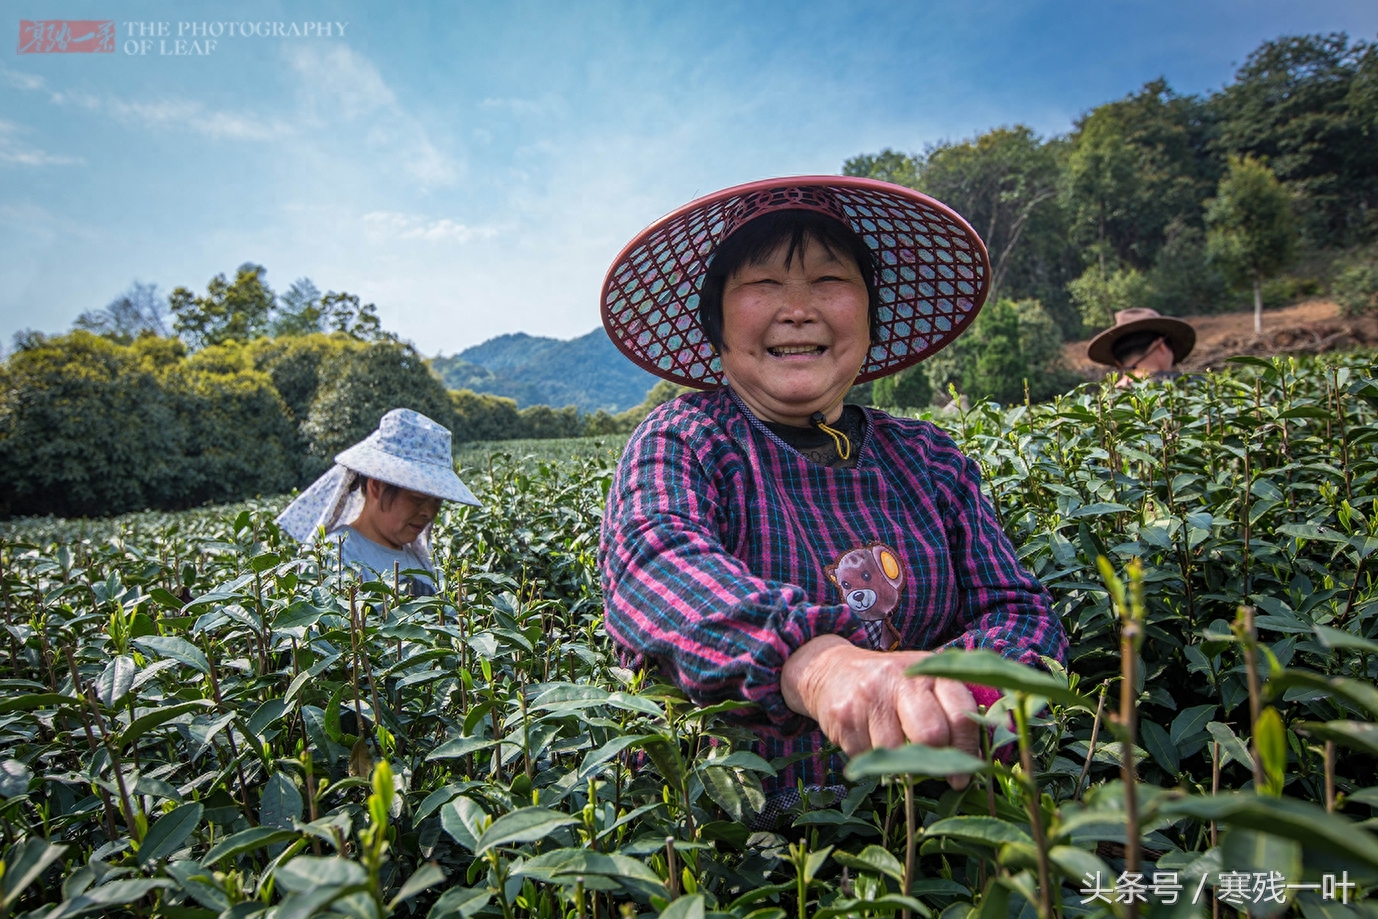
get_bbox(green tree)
[917,127,1060,297]
[450,389,524,442]
[1145,218,1231,315]
[246,334,368,480]
[1332,246,1378,316]
[1011,298,1077,401]
[871,366,931,408]
[518,404,584,439]
[303,343,456,461]
[0,332,297,517]
[1067,263,1152,331]
[0,332,186,517]
[1205,155,1298,333]
[170,263,276,349]
[170,348,298,506]
[1063,81,1218,271]
[270,278,325,337]
[926,298,1075,405]
[1209,33,1378,247]
[1062,111,1141,276]
[847,134,1081,336]
[842,149,921,188]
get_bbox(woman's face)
[356,481,441,550]
[718,236,870,426]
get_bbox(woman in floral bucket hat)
[277,408,479,596]
[597,177,1067,818]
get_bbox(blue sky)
[4,1,1377,356]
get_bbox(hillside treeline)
[0,331,637,518]
[846,33,1378,404]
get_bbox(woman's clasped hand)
[782,636,980,788]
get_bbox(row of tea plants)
[0,352,1374,919]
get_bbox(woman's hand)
[781,635,979,788]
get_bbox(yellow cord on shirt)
[808,372,861,461]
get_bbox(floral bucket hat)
[600,176,991,389]
[276,408,478,544]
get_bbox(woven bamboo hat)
[1086,308,1197,367]
[600,176,991,389]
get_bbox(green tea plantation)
[0,353,1375,919]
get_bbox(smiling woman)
[275,408,479,596]
[598,176,1068,823]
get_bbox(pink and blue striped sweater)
[599,387,1067,794]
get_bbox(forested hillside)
[432,329,657,413]
[843,33,1378,406]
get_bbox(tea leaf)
[473,807,578,856]
[844,743,991,780]
[905,649,1091,709]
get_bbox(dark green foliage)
[1333,246,1378,316]
[927,298,1076,405]
[0,333,297,518]
[248,335,369,480]
[871,365,931,409]
[0,333,188,518]
[1145,218,1232,315]
[841,148,921,188]
[1063,80,1218,272]
[451,388,525,442]
[0,333,459,518]
[169,263,276,349]
[169,353,299,507]
[1209,33,1378,247]
[302,342,456,463]
[845,32,1378,366]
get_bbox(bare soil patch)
[1063,300,1378,380]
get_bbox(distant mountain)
[431,328,659,413]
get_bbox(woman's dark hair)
[349,474,400,510]
[698,210,880,353]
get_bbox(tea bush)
[0,352,1374,919]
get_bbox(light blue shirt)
[328,525,436,596]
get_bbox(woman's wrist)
[780,634,855,718]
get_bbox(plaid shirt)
[599,388,1067,794]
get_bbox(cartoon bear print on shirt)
[824,542,904,651]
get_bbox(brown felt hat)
[1087,308,1196,367]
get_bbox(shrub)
[1067,262,1152,331]
[927,298,1077,405]
[871,365,931,408]
[0,332,298,517]
[1333,247,1378,316]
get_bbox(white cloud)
[287,44,459,188]
[5,66,287,141]
[287,44,396,118]
[108,98,291,140]
[362,211,496,244]
[0,119,83,166]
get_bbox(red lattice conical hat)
[600,176,991,390]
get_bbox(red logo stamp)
[17,20,116,53]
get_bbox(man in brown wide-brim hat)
[1087,307,1196,386]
